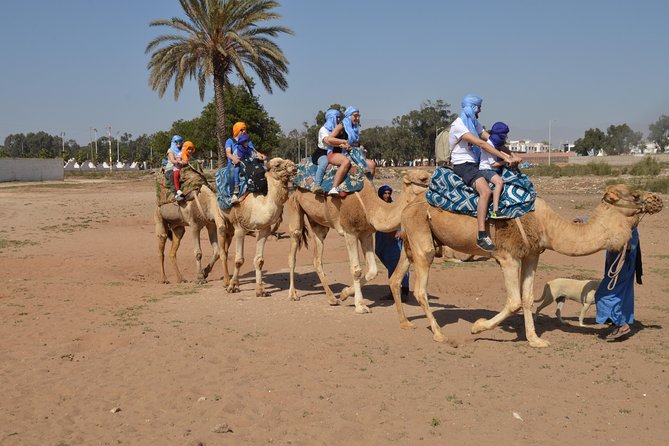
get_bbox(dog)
[534,278,601,326]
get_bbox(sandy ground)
[1,171,668,446]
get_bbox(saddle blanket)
[155,165,207,206]
[292,147,370,194]
[425,167,536,219]
[215,162,251,210]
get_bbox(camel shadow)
[533,316,663,340]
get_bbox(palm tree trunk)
[213,64,227,168]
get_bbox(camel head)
[401,169,431,197]
[267,158,297,185]
[602,184,663,221]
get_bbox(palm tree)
[146,0,293,166]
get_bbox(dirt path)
[1,173,668,445]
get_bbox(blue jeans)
[314,155,328,185]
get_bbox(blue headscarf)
[378,185,393,200]
[488,122,510,149]
[324,109,341,132]
[343,106,360,145]
[460,95,483,160]
[169,134,184,155]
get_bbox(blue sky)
[1,0,668,147]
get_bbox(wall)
[567,153,669,166]
[0,158,64,182]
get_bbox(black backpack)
[244,159,268,195]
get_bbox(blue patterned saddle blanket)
[293,147,370,194]
[214,162,251,210]
[425,167,536,219]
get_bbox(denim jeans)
[314,155,328,185]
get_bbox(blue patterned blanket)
[214,162,251,209]
[425,167,536,219]
[293,147,370,194]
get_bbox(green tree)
[648,115,669,152]
[606,124,642,155]
[146,0,293,167]
[573,128,608,156]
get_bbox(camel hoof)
[256,290,271,297]
[471,318,488,334]
[400,321,417,330]
[354,305,371,314]
[226,286,240,293]
[289,291,300,301]
[340,286,354,302]
[161,279,170,284]
[196,278,207,285]
[327,297,340,306]
[433,332,448,343]
[529,338,550,348]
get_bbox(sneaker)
[327,187,339,196]
[490,210,509,220]
[175,195,185,202]
[231,194,239,204]
[312,184,323,193]
[476,235,496,252]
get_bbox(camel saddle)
[156,164,209,206]
[426,166,536,219]
[292,147,370,194]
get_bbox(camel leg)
[227,227,246,293]
[340,233,377,302]
[519,255,549,347]
[168,226,187,283]
[220,229,232,287]
[310,222,338,305]
[201,223,220,282]
[409,241,447,342]
[471,252,522,335]
[343,233,370,314]
[388,245,415,330]
[253,227,272,297]
[190,224,206,284]
[155,210,170,284]
[287,197,304,301]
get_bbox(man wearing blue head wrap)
[165,135,186,201]
[311,109,348,193]
[478,122,511,218]
[449,95,521,251]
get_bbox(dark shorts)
[479,168,501,183]
[453,162,484,188]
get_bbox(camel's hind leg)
[340,233,377,302]
[155,209,170,284]
[227,226,246,293]
[200,223,220,283]
[253,227,272,297]
[309,222,338,305]
[409,241,447,342]
[519,255,549,347]
[287,196,305,301]
[343,232,370,314]
[189,224,206,284]
[168,226,187,283]
[471,251,522,336]
[389,245,415,329]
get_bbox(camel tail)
[289,193,309,251]
[299,225,309,250]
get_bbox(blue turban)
[460,95,483,160]
[169,134,184,155]
[324,109,341,132]
[343,106,360,145]
[488,122,510,149]
[378,185,393,201]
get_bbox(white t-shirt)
[317,126,330,150]
[449,116,484,165]
[479,139,501,170]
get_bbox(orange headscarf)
[232,122,247,138]
[181,141,196,161]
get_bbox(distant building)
[508,140,549,154]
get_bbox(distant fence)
[0,158,64,182]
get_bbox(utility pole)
[91,128,98,161]
[116,131,120,163]
[106,125,112,171]
[60,132,66,158]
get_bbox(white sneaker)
[327,188,339,196]
[231,194,239,204]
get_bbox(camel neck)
[362,180,412,232]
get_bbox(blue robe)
[375,231,409,288]
[595,228,641,326]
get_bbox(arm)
[167,151,183,168]
[461,132,512,163]
[225,145,240,164]
[324,123,350,150]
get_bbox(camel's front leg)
[190,224,206,284]
[227,227,246,293]
[520,254,549,347]
[253,227,272,297]
[287,199,304,301]
[168,226,187,283]
[156,211,170,283]
[388,244,415,330]
[310,223,338,305]
[201,223,220,282]
[471,252,522,335]
[343,233,370,314]
[341,233,377,301]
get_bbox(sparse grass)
[619,408,632,414]
[446,394,463,405]
[0,238,39,251]
[165,288,199,296]
[430,417,441,427]
[111,305,146,327]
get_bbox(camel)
[388,183,663,347]
[286,170,431,313]
[213,158,297,297]
[155,183,229,284]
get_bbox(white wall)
[0,158,64,182]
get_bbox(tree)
[649,115,669,152]
[573,128,608,156]
[146,0,293,167]
[606,124,642,155]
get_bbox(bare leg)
[474,178,492,231]
[329,153,351,190]
[491,175,503,212]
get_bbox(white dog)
[534,278,601,326]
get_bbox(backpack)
[244,159,268,195]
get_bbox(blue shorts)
[479,168,501,183]
[453,162,484,188]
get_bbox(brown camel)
[213,158,297,296]
[388,183,663,347]
[155,184,229,284]
[286,170,430,313]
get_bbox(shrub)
[629,157,662,176]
